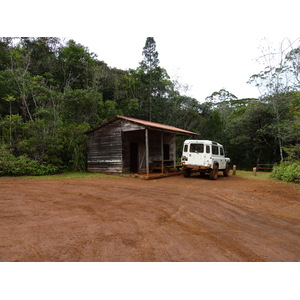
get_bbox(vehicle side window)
[220,147,224,155]
[190,144,204,153]
[212,145,219,155]
[184,144,188,152]
[206,145,210,153]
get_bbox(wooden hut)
[86,115,197,174]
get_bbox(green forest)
[0,37,299,182]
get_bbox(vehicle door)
[219,146,226,169]
[188,143,205,166]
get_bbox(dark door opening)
[130,142,139,173]
[163,144,170,160]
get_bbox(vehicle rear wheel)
[183,169,191,177]
[223,163,230,177]
[209,164,218,180]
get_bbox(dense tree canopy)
[0,37,299,178]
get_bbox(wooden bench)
[150,161,182,173]
[150,166,172,173]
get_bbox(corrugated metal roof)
[87,115,197,136]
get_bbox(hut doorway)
[130,142,139,173]
[163,144,170,160]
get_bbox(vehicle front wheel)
[183,169,191,177]
[209,164,219,180]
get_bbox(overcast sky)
[3,0,300,103]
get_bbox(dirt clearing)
[0,174,299,261]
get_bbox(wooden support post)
[145,129,149,176]
[161,132,164,173]
[173,134,176,169]
[232,165,236,175]
[253,167,257,176]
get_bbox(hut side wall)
[87,120,123,173]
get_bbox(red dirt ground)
[0,174,299,261]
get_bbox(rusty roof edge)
[116,115,197,135]
[85,115,198,135]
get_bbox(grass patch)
[234,170,300,189]
[1,172,120,180]
[234,170,274,181]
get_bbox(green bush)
[271,160,300,184]
[0,147,61,176]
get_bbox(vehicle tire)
[209,164,218,180]
[223,163,230,177]
[183,169,191,177]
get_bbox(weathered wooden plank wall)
[87,120,123,173]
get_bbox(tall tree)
[57,40,98,91]
[225,102,276,168]
[139,37,160,121]
[248,38,300,161]
[205,89,238,133]
[131,37,174,122]
[140,37,160,72]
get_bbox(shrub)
[271,160,300,184]
[0,147,61,176]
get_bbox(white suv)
[181,140,230,180]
